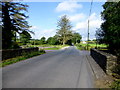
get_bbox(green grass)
[44,47,59,50]
[110,79,120,89]
[76,43,107,50]
[0,50,46,67]
[22,44,69,50]
[44,45,69,50]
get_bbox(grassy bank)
[0,50,45,67]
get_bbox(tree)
[46,37,53,45]
[72,33,82,44]
[20,31,31,45]
[46,36,60,45]
[56,15,73,45]
[2,2,31,49]
[40,37,46,44]
[53,35,61,45]
[96,2,120,54]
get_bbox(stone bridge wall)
[1,47,39,60]
[90,48,117,75]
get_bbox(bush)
[112,64,120,79]
[110,79,120,89]
[39,49,46,53]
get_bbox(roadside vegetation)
[0,50,45,67]
[95,2,120,89]
[76,41,107,51]
[22,45,69,50]
[76,43,107,50]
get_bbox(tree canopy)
[20,31,31,45]
[96,2,120,54]
[2,2,32,49]
[56,15,73,45]
[72,33,82,44]
[40,37,46,44]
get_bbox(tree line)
[19,15,82,46]
[13,15,82,46]
[22,30,81,46]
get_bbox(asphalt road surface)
[3,46,94,88]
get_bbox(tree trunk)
[2,3,13,49]
[63,41,65,45]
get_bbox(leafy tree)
[40,37,46,44]
[2,2,31,49]
[72,33,82,44]
[33,39,40,45]
[20,31,31,45]
[56,15,73,45]
[96,2,120,54]
[53,35,61,45]
[46,36,60,45]
[46,37,53,45]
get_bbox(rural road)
[3,46,94,88]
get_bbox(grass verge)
[44,45,69,50]
[0,49,45,67]
[110,63,120,89]
[23,45,69,49]
[110,79,120,89]
[44,47,59,50]
[26,45,69,50]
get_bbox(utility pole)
[87,20,90,50]
[87,0,93,50]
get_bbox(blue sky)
[24,1,105,41]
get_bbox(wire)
[89,0,93,17]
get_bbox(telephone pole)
[87,0,93,50]
[87,20,90,50]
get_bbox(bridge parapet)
[90,48,117,75]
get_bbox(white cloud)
[31,27,56,39]
[69,13,86,22]
[74,13,103,30]
[40,29,56,39]
[29,26,56,39]
[58,13,86,24]
[56,1,82,12]
[74,13,103,40]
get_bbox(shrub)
[112,64,120,79]
[110,79,120,89]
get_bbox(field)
[76,43,107,50]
